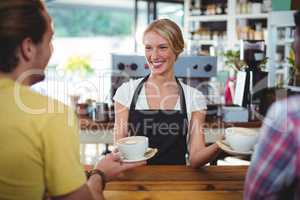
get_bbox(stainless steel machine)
[110,53,218,101]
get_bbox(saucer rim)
[216,140,253,156]
[122,148,158,163]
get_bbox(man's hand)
[94,153,146,181]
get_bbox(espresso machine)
[233,40,268,120]
[109,53,218,118]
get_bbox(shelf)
[188,15,228,22]
[275,62,289,70]
[277,39,294,45]
[286,85,300,92]
[189,40,218,45]
[276,61,285,66]
[184,0,272,55]
[275,69,285,74]
[266,11,295,86]
[190,9,202,16]
[236,13,268,19]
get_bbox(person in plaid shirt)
[244,11,300,200]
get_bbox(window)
[135,0,184,52]
[47,1,135,67]
[49,7,133,37]
[33,1,183,104]
[32,1,135,104]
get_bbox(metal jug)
[95,102,109,122]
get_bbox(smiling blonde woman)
[114,18,221,167]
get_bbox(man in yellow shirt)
[0,1,144,200]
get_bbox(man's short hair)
[0,1,47,73]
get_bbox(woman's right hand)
[94,153,146,181]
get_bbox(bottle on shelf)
[189,0,201,15]
[190,0,228,16]
[254,23,263,40]
[216,4,223,15]
[251,2,262,14]
[262,0,272,13]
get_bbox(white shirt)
[113,78,207,122]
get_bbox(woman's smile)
[151,60,165,69]
[143,31,176,76]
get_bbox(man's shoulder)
[286,95,300,107]
[286,95,300,119]
[265,95,300,130]
[20,85,71,116]
[274,95,300,115]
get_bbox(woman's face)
[143,31,176,76]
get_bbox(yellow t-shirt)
[0,78,86,200]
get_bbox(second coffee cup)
[225,127,258,152]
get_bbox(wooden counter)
[101,165,248,200]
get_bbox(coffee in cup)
[225,127,258,152]
[116,136,148,160]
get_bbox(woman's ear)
[19,38,36,62]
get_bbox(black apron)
[128,75,188,165]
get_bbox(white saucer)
[122,148,158,163]
[216,140,253,156]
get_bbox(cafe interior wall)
[272,0,300,11]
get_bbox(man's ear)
[20,38,36,62]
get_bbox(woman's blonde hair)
[143,19,184,59]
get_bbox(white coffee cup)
[116,136,148,160]
[225,127,258,152]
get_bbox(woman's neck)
[147,73,178,94]
[148,71,176,85]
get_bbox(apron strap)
[129,75,150,111]
[129,75,187,116]
[175,78,187,116]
